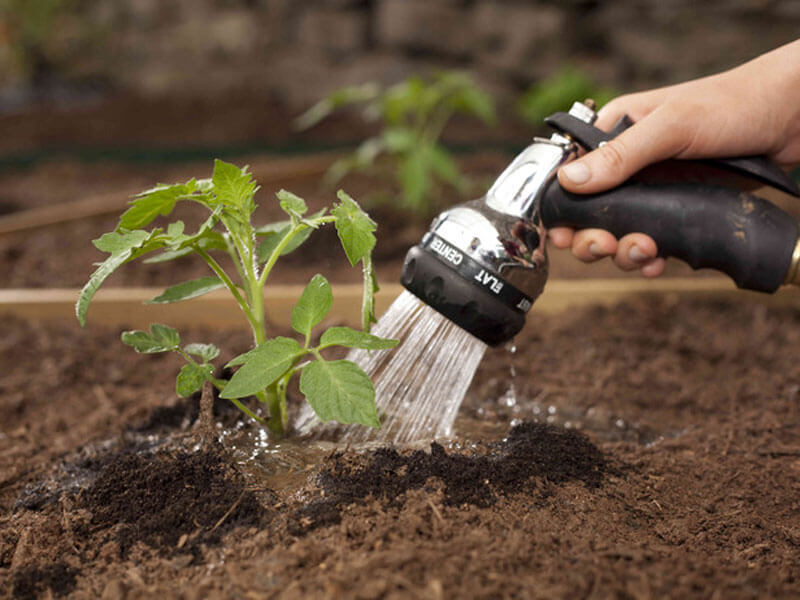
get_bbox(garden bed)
[2,292,800,598]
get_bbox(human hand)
[550,38,800,277]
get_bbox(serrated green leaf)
[79,228,173,325]
[93,229,151,254]
[176,363,214,397]
[118,181,196,230]
[220,337,303,399]
[184,343,220,362]
[121,323,180,354]
[276,189,307,218]
[212,159,258,213]
[299,359,380,428]
[150,323,180,347]
[291,274,332,337]
[144,230,227,264]
[332,190,376,266]
[166,221,185,237]
[76,249,132,326]
[319,326,398,350]
[146,276,224,304]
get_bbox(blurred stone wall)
[1,0,799,109]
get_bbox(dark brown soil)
[2,297,800,598]
[292,423,608,535]
[82,447,267,558]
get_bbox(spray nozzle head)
[401,101,599,345]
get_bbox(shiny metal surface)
[785,236,800,286]
[421,100,599,303]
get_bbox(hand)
[550,38,800,277]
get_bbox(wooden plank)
[1,279,797,330]
[0,152,339,235]
[0,284,401,330]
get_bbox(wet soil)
[2,296,800,598]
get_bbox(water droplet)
[548,405,557,415]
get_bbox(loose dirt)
[2,296,800,598]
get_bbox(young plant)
[517,66,618,127]
[76,160,398,437]
[296,71,496,216]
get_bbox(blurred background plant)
[0,0,69,87]
[517,67,618,130]
[296,71,496,217]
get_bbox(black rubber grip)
[545,111,800,197]
[541,181,799,292]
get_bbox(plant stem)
[361,255,375,332]
[264,384,284,437]
[196,247,255,323]
[196,379,215,444]
[258,218,335,288]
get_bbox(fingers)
[548,228,664,277]
[571,229,617,262]
[547,227,574,249]
[613,233,659,271]
[558,104,692,194]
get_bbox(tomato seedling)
[296,71,496,216]
[77,160,397,437]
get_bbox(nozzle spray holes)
[424,276,444,303]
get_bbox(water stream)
[295,290,487,445]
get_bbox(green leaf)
[78,228,173,325]
[176,363,214,397]
[76,249,132,326]
[294,82,380,130]
[146,276,225,304]
[299,359,380,428]
[255,222,315,263]
[121,323,181,354]
[220,337,303,399]
[291,274,333,337]
[118,181,196,230]
[319,326,398,350]
[212,159,258,213]
[381,127,415,153]
[332,190,376,266]
[276,189,307,219]
[143,230,227,264]
[93,229,150,254]
[184,343,220,362]
[428,145,465,191]
[399,149,431,212]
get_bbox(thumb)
[557,108,688,194]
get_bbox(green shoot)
[517,67,618,127]
[77,160,398,438]
[296,71,496,216]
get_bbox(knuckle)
[597,138,629,173]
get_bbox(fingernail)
[589,243,604,258]
[561,162,591,185]
[629,245,650,263]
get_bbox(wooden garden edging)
[1,279,797,330]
